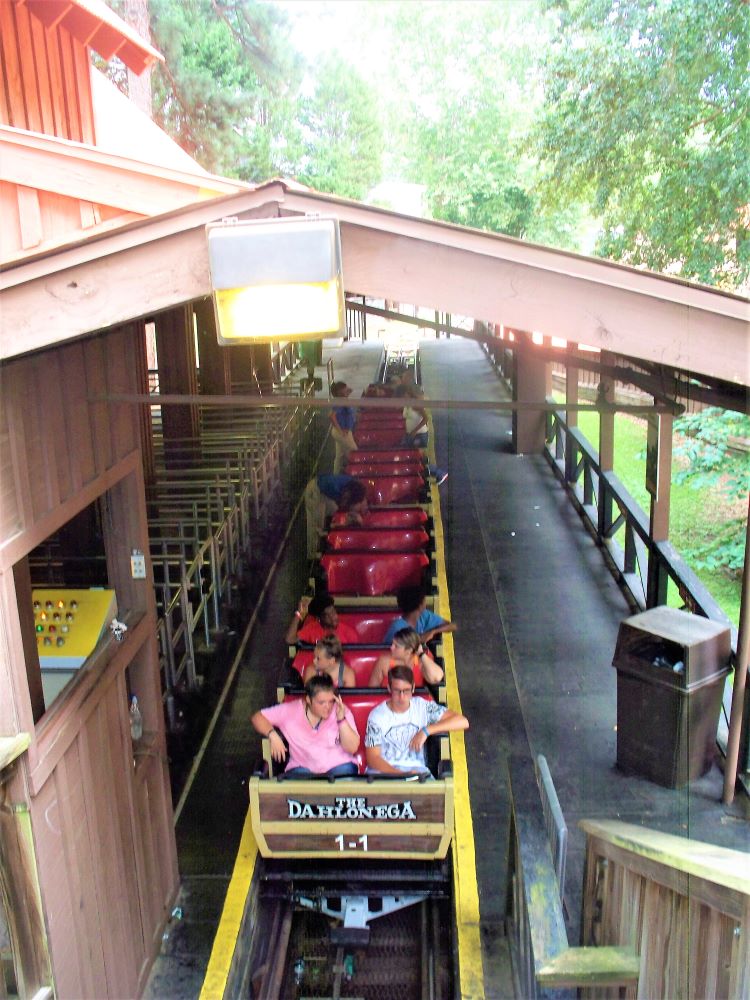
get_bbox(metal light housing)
[206,216,345,344]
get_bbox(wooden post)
[11,559,44,724]
[512,333,548,455]
[723,494,750,804]
[565,351,579,484]
[0,804,52,997]
[154,306,199,457]
[194,298,231,396]
[597,351,616,539]
[132,318,154,486]
[646,410,673,606]
[251,345,274,393]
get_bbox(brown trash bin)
[612,606,732,788]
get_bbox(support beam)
[155,305,199,454]
[512,332,548,455]
[194,298,231,396]
[646,411,674,606]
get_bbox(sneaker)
[436,473,449,486]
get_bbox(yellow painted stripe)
[430,461,486,1000]
[199,808,258,1000]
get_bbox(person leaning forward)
[251,674,360,778]
[285,592,360,645]
[364,665,468,777]
[303,474,368,559]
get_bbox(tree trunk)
[122,0,153,117]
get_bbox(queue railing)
[148,382,321,731]
[544,406,740,763]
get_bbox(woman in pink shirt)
[251,674,359,777]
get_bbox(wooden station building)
[1,1,748,996]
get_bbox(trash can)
[612,606,731,788]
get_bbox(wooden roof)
[1,181,748,389]
[16,0,163,74]
[0,124,249,262]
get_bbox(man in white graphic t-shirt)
[364,665,469,776]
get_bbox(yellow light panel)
[207,217,345,344]
[215,277,344,343]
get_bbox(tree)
[673,408,749,573]
[113,0,299,177]
[536,0,750,288]
[346,0,588,245]
[293,55,383,200]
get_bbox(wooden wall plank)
[83,336,113,473]
[85,695,140,995]
[38,188,86,243]
[5,361,41,523]
[56,30,79,142]
[30,358,61,513]
[57,340,95,490]
[50,748,105,996]
[27,11,55,135]
[13,2,43,133]
[106,325,139,461]
[16,185,42,250]
[0,387,23,542]
[37,349,71,502]
[0,41,12,125]
[71,37,94,145]
[0,2,28,128]
[44,24,66,138]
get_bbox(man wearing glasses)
[364,665,469,777]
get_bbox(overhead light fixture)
[206,216,345,344]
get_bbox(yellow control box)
[33,588,118,670]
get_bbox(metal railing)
[544,406,740,758]
[148,382,322,731]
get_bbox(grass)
[569,409,742,628]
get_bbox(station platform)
[145,336,748,1000]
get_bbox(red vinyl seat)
[348,449,422,464]
[335,610,403,643]
[345,462,424,478]
[331,507,428,529]
[354,427,405,448]
[356,410,404,422]
[360,476,426,505]
[326,527,430,553]
[341,692,389,772]
[320,551,430,596]
[291,648,384,686]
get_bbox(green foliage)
[144,0,298,176]
[536,0,750,287]
[294,56,383,200]
[672,408,749,573]
[347,0,589,243]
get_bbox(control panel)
[33,588,118,670]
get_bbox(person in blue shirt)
[303,474,368,559]
[382,585,458,645]
[329,381,358,474]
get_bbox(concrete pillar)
[512,332,548,454]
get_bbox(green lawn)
[569,410,742,628]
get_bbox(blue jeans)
[284,762,358,778]
[402,434,446,482]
